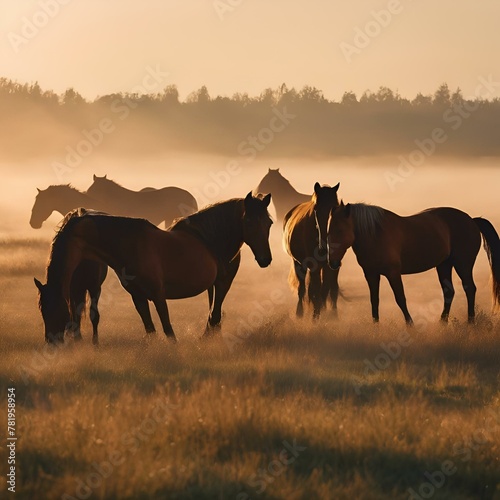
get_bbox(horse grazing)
[87,175,198,227]
[327,202,500,324]
[34,209,108,344]
[50,193,272,342]
[283,182,340,319]
[30,185,97,228]
[255,169,310,222]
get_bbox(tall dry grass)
[0,238,499,499]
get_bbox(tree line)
[2,78,500,160]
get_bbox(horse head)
[313,181,340,250]
[243,192,273,268]
[34,278,69,344]
[327,201,354,270]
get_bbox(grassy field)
[0,237,499,500]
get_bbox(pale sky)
[1,0,499,101]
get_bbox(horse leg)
[131,293,156,334]
[294,261,306,318]
[204,255,241,337]
[454,263,477,323]
[152,298,177,342]
[436,259,454,322]
[327,267,340,317]
[68,288,86,341]
[308,268,322,320]
[88,287,102,346]
[386,271,413,325]
[364,272,381,322]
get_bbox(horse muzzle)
[328,260,342,271]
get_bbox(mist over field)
[2,1,500,499]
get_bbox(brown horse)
[283,182,340,319]
[327,202,500,324]
[34,209,108,344]
[255,169,310,222]
[49,194,272,342]
[87,175,198,227]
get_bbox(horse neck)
[52,188,89,214]
[186,201,244,262]
[267,179,307,219]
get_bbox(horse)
[30,185,97,229]
[34,210,108,344]
[283,182,340,319]
[255,169,310,222]
[87,175,198,227]
[48,193,272,343]
[327,202,500,324]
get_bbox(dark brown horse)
[327,202,500,324]
[87,175,198,227]
[283,182,340,319]
[34,209,108,344]
[49,194,272,342]
[255,169,310,222]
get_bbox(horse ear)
[333,182,340,192]
[277,168,280,172]
[36,188,41,193]
[34,278,43,291]
[263,193,271,207]
[345,203,351,217]
[93,174,97,181]
[104,174,107,179]
[314,182,321,195]
[268,168,271,172]
[244,191,253,207]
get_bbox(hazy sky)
[1,1,499,101]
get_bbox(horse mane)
[45,184,86,195]
[169,199,244,258]
[350,203,385,237]
[45,208,101,286]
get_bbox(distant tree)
[298,85,324,102]
[160,85,180,105]
[186,85,210,104]
[62,87,85,105]
[433,83,451,107]
[412,93,433,108]
[341,91,358,106]
[451,87,464,107]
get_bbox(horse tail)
[288,261,299,291]
[473,217,500,309]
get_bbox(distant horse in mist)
[255,169,310,222]
[283,182,340,319]
[87,175,198,227]
[34,210,108,344]
[327,202,500,324]
[30,184,167,229]
[30,185,97,229]
[44,194,272,342]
